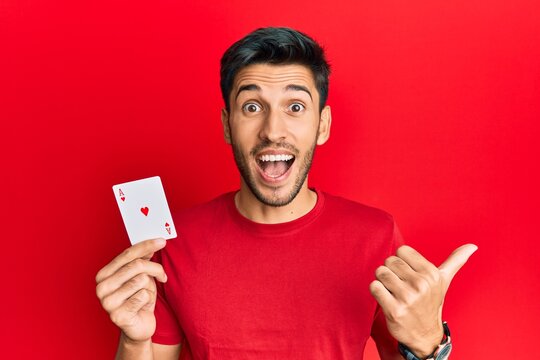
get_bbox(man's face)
[221,63,331,207]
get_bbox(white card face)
[112,176,177,245]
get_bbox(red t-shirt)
[151,189,403,359]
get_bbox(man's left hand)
[369,244,478,358]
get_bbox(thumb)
[438,243,478,289]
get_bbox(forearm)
[115,332,154,360]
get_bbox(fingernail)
[156,238,166,246]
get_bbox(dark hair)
[220,27,331,112]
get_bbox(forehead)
[233,63,316,91]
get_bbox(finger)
[375,265,405,295]
[384,256,416,281]
[96,238,166,283]
[438,243,478,286]
[101,273,156,312]
[96,259,167,300]
[141,251,156,260]
[109,288,155,328]
[369,280,398,312]
[396,245,438,275]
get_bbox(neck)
[234,180,318,224]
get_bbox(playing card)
[112,176,177,245]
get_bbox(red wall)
[2,0,539,358]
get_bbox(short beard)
[231,137,317,207]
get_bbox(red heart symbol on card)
[165,222,169,227]
[140,207,149,216]
[121,197,125,201]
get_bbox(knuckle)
[101,294,115,311]
[412,277,430,293]
[375,265,386,276]
[147,275,158,290]
[109,309,126,326]
[113,247,133,265]
[401,291,417,306]
[109,311,118,324]
[125,258,144,273]
[384,256,402,268]
[95,269,104,283]
[125,289,150,311]
[144,287,156,302]
[388,305,406,322]
[117,259,150,280]
[127,295,142,309]
[383,257,393,267]
[121,247,132,260]
[395,245,409,256]
[132,258,145,270]
[95,282,107,299]
[375,266,390,281]
[126,273,149,290]
[137,258,150,270]
[369,280,382,295]
[134,288,150,301]
[156,263,165,276]
[142,287,153,298]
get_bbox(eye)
[242,102,262,113]
[288,103,305,113]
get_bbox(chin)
[250,181,302,207]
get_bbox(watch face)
[435,343,452,360]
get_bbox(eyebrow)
[285,84,312,100]
[235,84,313,101]
[235,84,260,100]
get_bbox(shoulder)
[171,191,234,226]
[319,190,396,230]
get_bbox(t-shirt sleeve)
[390,219,405,250]
[150,250,185,345]
[370,219,405,359]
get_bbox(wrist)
[398,321,452,360]
[407,325,444,358]
[116,332,153,360]
[120,331,152,347]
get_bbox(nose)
[258,107,288,143]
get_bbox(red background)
[2,0,539,358]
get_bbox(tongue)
[263,161,289,177]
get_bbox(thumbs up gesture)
[369,244,478,358]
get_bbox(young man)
[96,27,477,360]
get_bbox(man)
[96,27,476,360]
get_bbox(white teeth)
[258,154,294,162]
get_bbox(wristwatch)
[398,322,452,360]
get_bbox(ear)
[221,108,232,144]
[316,105,332,145]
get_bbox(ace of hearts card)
[112,176,177,245]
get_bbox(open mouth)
[256,153,296,179]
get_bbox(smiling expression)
[222,63,331,207]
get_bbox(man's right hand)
[96,238,168,343]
